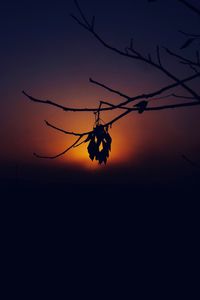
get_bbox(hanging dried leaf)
[87,137,97,161]
[105,132,112,150]
[86,125,112,164]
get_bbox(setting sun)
[59,121,137,170]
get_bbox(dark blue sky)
[1,0,200,185]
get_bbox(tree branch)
[179,30,200,38]
[23,72,200,117]
[178,0,200,16]
[164,47,200,67]
[89,78,129,99]
[72,1,200,101]
[74,0,90,27]
[45,120,91,136]
[105,100,200,128]
[182,154,200,168]
[172,93,195,100]
[22,90,111,112]
[156,46,162,67]
[33,136,83,159]
[116,72,200,108]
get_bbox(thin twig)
[182,154,200,168]
[34,136,83,159]
[22,90,105,112]
[45,120,91,136]
[74,0,90,27]
[179,30,200,38]
[89,78,129,99]
[105,101,200,128]
[156,46,162,67]
[116,72,200,107]
[172,94,195,100]
[178,0,200,16]
[164,47,200,67]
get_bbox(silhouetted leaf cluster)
[86,125,112,164]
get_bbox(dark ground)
[1,164,199,227]
[1,173,199,296]
[1,176,199,200]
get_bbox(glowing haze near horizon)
[1,0,200,183]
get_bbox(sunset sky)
[1,0,200,187]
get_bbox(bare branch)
[72,1,200,101]
[91,16,95,30]
[145,101,200,111]
[33,136,83,159]
[180,38,196,50]
[71,2,147,60]
[149,60,200,101]
[156,46,162,67]
[73,139,87,148]
[84,72,200,111]
[92,72,200,108]
[23,72,200,118]
[22,90,110,112]
[70,14,89,31]
[45,120,91,136]
[179,30,200,38]
[91,73,200,110]
[100,100,128,109]
[172,94,195,100]
[182,154,200,168]
[89,78,129,99]
[117,72,200,107]
[164,47,200,67]
[188,64,199,74]
[73,0,90,27]
[178,0,200,16]
[105,100,200,128]
[95,101,103,125]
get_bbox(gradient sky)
[1,0,200,184]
